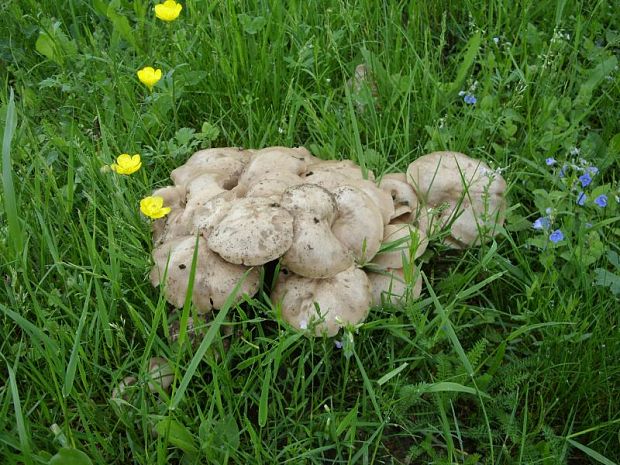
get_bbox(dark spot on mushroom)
[391,193,396,200]
[209,297,214,306]
[269,202,280,208]
[282,269,289,275]
[305,171,313,176]
[313,217,320,224]
[179,264,186,270]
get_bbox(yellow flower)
[111,154,142,175]
[140,196,171,219]
[154,0,182,22]
[137,66,162,90]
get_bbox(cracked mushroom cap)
[367,267,422,306]
[272,266,372,337]
[372,224,428,269]
[207,197,294,266]
[406,151,507,248]
[238,146,314,186]
[150,235,260,312]
[280,184,354,278]
[331,185,385,262]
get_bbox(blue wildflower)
[549,229,564,243]
[594,194,608,208]
[586,166,599,176]
[559,165,568,178]
[334,340,343,349]
[576,192,587,206]
[464,94,477,104]
[578,173,592,187]
[533,217,551,230]
[585,222,593,229]
[546,157,556,166]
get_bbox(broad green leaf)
[48,448,93,465]
[155,417,198,453]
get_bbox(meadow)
[1,0,619,463]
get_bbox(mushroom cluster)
[149,147,507,337]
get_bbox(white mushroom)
[238,146,313,186]
[371,224,428,269]
[272,266,372,337]
[150,235,260,312]
[331,185,384,263]
[280,184,354,278]
[207,197,294,266]
[406,151,507,248]
[378,173,423,225]
[367,267,422,306]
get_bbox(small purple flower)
[586,166,599,176]
[576,191,586,206]
[559,165,568,178]
[585,222,593,229]
[464,94,477,104]
[594,194,608,208]
[533,217,551,230]
[546,157,556,166]
[549,229,564,243]
[334,340,343,349]
[578,173,592,187]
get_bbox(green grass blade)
[170,275,248,410]
[6,360,33,465]
[63,280,93,398]
[1,88,22,255]
[567,439,617,465]
[258,362,271,427]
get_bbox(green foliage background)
[0,0,618,464]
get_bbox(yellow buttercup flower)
[137,66,162,90]
[140,196,171,219]
[154,0,182,22]
[111,154,142,175]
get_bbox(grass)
[1,0,619,463]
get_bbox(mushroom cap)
[372,224,428,269]
[280,184,354,278]
[238,146,312,186]
[406,151,507,247]
[171,147,250,186]
[191,191,234,237]
[305,159,374,181]
[331,185,385,262]
[346,179,394,225]
[272,266,372,337]
[244,171,304,199]
[367,267,422,306]
[207,197,294,266]
[150,235,260,312]
[183,172,232,211]
[185,147,250,165]
[303,172,393,225]
[147,357,174,393]
[151,185,187,246]
[379,174,422,224]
